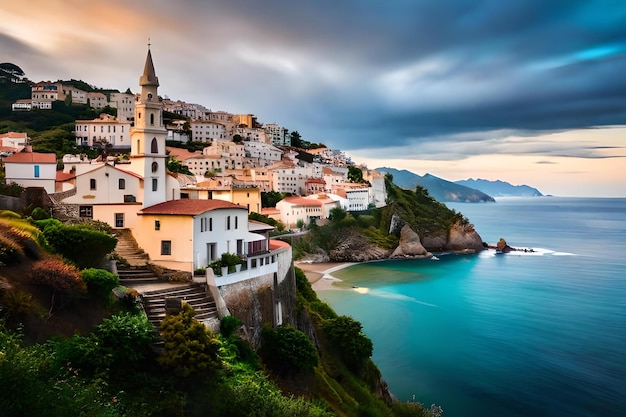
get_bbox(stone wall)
[218,245,294,348]
[0,195,25,211]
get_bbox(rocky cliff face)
[328,229,393,262]
[389,224,432,259]
[310,219,483,263]
[421,221,484,253]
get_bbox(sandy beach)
[295,261,356,291]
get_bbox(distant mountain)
[376,167,495,203]
[454,178,543,197]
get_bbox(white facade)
[2,151,57,193]
[234,126,267,143]
[264,123,289,146]
[191,121,230,142]
[345,187,370,211]
[244,142,282,166]
[87,92,108,109]
[11,99,32,111]
[275,196,323,228]
[74,114,131,148]
[109,92,135,121]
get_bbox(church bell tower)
[129,46,168,208]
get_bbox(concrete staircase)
[142,284,219,328]
[113,229,149,266]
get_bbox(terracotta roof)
[269,239,290,250]
[166,146,200,160]
[140,199,246,215]
[280,196,323,206]
[56,171,75,181]
[2,151,56,163]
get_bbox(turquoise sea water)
[318,198,626,417]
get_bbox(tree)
[233,134,243,143]
[322,316,373,372]
[348,165,365,183]
[260,324,318,375]
[167,156,192,175]
[261,190,286,208]
[159,303,222,378]
[329,207,347,223]
[290,130,303,148]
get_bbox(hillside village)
[0,48,394,331]
[0,51,467,417]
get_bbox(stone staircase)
[142,284,219,329]
[117,265,162,287]
[112,230,220,330]
[113,229,149,266]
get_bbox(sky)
[1,0,626,197]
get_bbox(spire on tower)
[139,46,159,87]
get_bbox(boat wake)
[351,287,437,307]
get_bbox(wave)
[351,287,438,307]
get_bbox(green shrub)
[322,316,373,373]
[41,224,117,268]
[295,266,317,302]
[30,207,50,220]
[0,290,45,326]
[260,324,318,376]
[220,315,242,338]
[159,303,222,378]
[81,268,120,299]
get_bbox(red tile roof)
[0,132,28,140]
[2,151,56,164]
[56,171,75,182]
[140,199,246,216]
[281,196,323,206]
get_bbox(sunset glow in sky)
[1,0,625,197]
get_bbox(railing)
[214,251,279,286]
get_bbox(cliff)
[296,180,484,263]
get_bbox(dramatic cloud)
[1,0,625,196]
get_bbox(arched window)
[151,138,158,153]
[118,178,125,189]
[152,162,158,173]
[150,113,154,125]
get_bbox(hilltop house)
[2,148,57,193]
[136,199,268,272]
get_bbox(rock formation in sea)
[389,224,433,259]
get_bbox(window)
[118,178,125,189]
[209,218,213,231]
[235,216,238,229]
[150,113,154,125]
[90,178,96,190]
[227,215,231,230]
[123,194,136,203]
[152,179,158,192]
[155,220,160,230]
[115,213,124,228]
[161,240,171,255]
[34,165,40,178]
[151,138,158,153]
[151,162,158,173]
[200,217,206,232]
[79,206,93,218]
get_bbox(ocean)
[317,197,626,417]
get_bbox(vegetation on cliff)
[291,174,473,261]
[1,209,438,416]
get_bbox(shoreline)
[295,261,356,291]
